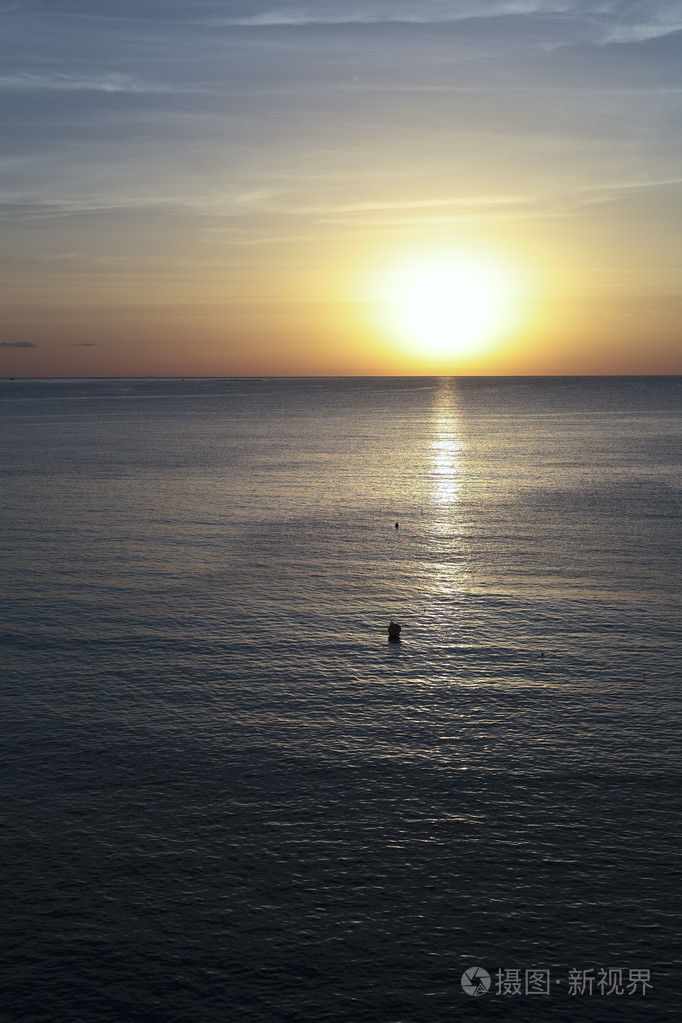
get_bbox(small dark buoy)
[388,620,401,641]
[540,651,544,659]
[395,522,399,529]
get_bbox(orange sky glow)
[1,2,681,377]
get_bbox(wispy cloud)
[0,197,202,220]
[0,71,199,93]
[569,176,682,211]
[202,1,573,28]
[202,229,317,246]
[1,341,36,347]
[197,0,682,46]
[275,194,532,215]
[200,192,553,244]
[593,1,682,44]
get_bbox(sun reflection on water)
[418,381,472,634]
[430,382,463,511]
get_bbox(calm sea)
[1,376,680,1023]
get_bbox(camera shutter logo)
[461,967,491,996]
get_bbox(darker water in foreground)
[1,376,681,1022]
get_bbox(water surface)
[1,376,680,1021]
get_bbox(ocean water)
[1,375,680,1023]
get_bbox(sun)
[371,248,522,360]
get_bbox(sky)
[1,0,681,376]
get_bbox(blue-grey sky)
[1,1,681,374]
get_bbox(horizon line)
[2,373,681,381]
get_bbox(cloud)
[191,1,682,50]
[592,2,682,44]
[1,341,36,347]
[71,342,96,347]
[575,176,682,203]
[198,1,570,27]
[12,0,682,44]
[0,72,199,94]
[9,1,574,26]
[276,194,532,215]
[191,0,679,38]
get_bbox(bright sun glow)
[372,248,522,360]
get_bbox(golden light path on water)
[419,384,470,640]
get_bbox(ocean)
[1,376,680,1022]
